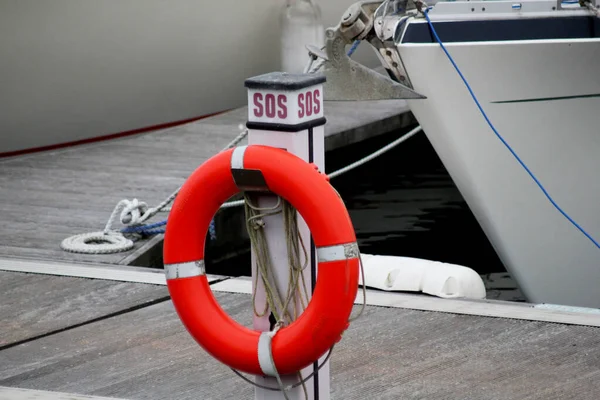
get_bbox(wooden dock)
[2,100,600,399]
[0,100,413,267]
[1,269,600,400]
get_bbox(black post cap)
[245,72,326,91]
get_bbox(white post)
[244,72,329,400]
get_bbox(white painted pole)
[244,72,329,400]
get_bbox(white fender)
[359,254,486,299]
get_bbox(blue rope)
[136,228,166,235]
[121,220,166,233]
[209,218,217,240]
[423,8,600,249]
[122,218,217,240]
[347,40,360,57]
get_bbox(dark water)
[206,125,524,300]
[326,125,507,275]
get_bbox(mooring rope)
[60,128,249,254]
[242,194,311,399]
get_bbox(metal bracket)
[318,1,426,101]
[231,169,269,192]
[369,0,418,87]
[337,1,381,41]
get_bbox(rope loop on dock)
[59,128,249,254]
[60,231,134,254]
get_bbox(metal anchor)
[309,1,426,101]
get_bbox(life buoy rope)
[163,145,359,376]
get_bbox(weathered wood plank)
[0,246,142,266]
[0,271,168,348]
[0,293,254,399]
[0,387,129,400]
[0,246,78,262]
[0,258,225,287]
[1,290,600,399]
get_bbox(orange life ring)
[163,145,359,376]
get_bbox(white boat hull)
[398,31,600,307]
[0,0,368,155]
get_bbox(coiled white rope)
[60,231,135,254]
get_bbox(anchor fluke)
[321,56,425,101]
